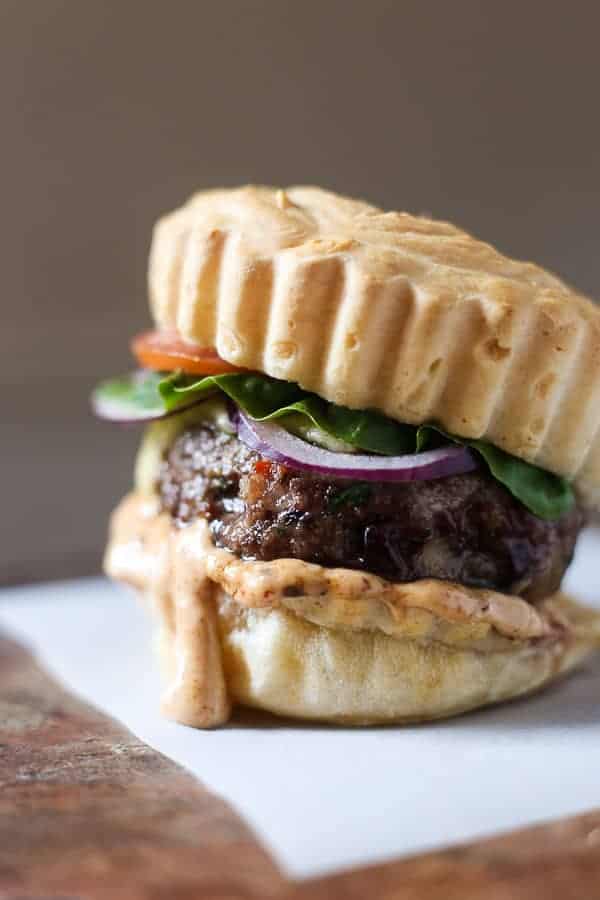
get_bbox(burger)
[94,185,600,728]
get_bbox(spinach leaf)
[93,369,575,520]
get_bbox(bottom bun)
[106,492,600,727]
[210,595,595,725]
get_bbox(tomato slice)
[131,330,244,375]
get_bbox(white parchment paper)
[1,528,599,879]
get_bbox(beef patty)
[159,424,583,600]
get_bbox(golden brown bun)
[105,493,600,727]
[214,596,594,725]
[148,185,600,507]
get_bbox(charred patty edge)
[158,424,584,601]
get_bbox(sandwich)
[93,185,600,727]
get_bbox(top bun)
[148,185,600,506]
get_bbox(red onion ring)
[236,410,477,482]
[91,381,211,424]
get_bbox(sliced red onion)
[236,411,477,482]
[91,372,213,425]
[91,394,207,424]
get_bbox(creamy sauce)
[105,492,565,727]
[105,494,231,727]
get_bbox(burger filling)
[157,421,582,602]
[94,351,583,606]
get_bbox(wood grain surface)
[0,633,283,900]
[291,813,600,900]
[1,631,599,900]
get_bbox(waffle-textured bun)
[105,493,600,727]
[149,186,600,507]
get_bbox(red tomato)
[131,330,244,375]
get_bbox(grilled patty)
[159,424,583,600]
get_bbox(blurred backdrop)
[4,0,600,583]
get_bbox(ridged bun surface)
[149,185,600,505]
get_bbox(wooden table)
[2,632,599,899]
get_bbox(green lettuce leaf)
[159,371,419,454]
[93,370,168,418]
[423,427,574,521]
[463,439,573,521]
[94,369,574,520]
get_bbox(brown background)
[4,0,600,584]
